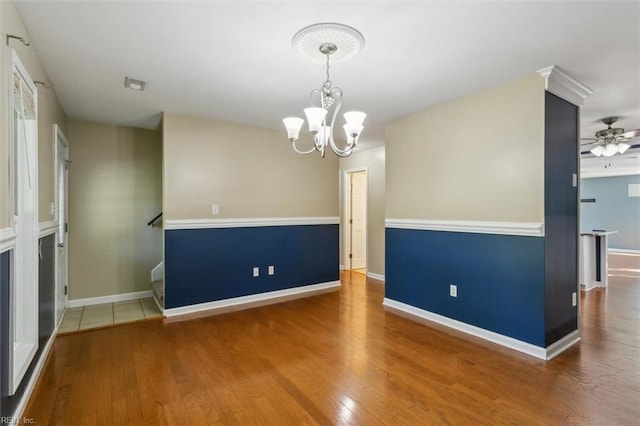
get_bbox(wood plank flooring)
[24,255,640,424]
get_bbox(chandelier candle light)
[283,23,366,158]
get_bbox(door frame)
[343,167,368,271]
[54,124,69,324]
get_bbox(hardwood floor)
[25,258,640,425]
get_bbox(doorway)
[344,169,367,274]
[55,125,69,324]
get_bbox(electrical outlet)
[253,267,259,277]
[572,292,577,307]
[211,204,219,215]
[268,265,274,275]
[450,284,457,298]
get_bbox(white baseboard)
[14,325,57,421]
[68,290,153,308]
[339,264,345,270]
[545,330,581,361]
[367,272,385,282]
[609,248,640,255]
[165,280,341,317]
[581,281,600,291]
[383,298,579,360]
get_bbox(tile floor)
[58,297,163,334]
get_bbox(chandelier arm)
[291,140,318,155]
[326,87,357,155]
[332,146,356,158]
[309,88,322,107]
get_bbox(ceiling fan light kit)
[583,117,639,157]
[283,23,366,158]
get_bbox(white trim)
[385,219,544,237]
[151,261,164,282]
[339,264,345,270]
[609,248,640,255]
[537,65,593,107]
[383,298,579,360]
[581,281,600,292]
[0,227,17,253]
[165,216,339,230]
[545,330,581,361]
[13,325,57,422]
[10,48,40,395]
[165,280,341,317]
[367,272,385,282]
[38,220,58,238]
[68,290,153,308]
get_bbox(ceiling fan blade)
[621,129,640,139]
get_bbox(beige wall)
[67,120,162,299]
[386,74,545,223]
[0,1,66,229]
[163,113,339,220]
[339,147,385,277]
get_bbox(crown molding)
[537,65,593,107]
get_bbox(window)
[8,50,39,395]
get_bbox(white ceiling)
[14,0,640,171]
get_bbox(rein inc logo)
[1,418,34,425]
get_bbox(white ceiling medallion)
[283,23,366,158]
[292,22,365,63]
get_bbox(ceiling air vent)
[124,76,146,91]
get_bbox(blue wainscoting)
[1,234,56,418]
[386,228,546,347]
[165,224,339,309]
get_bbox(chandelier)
[283,23,366,158]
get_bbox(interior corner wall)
[580,175,640,251]
[339,146,385,277]
[385,74,548,347]
[162,113,339,309]
[67,120,163,300]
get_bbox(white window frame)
[8,49,39,395]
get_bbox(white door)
[350,171,367,270]
[55,125,69,323]
[10,51,39,395]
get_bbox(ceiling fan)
[581,117,640,157]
